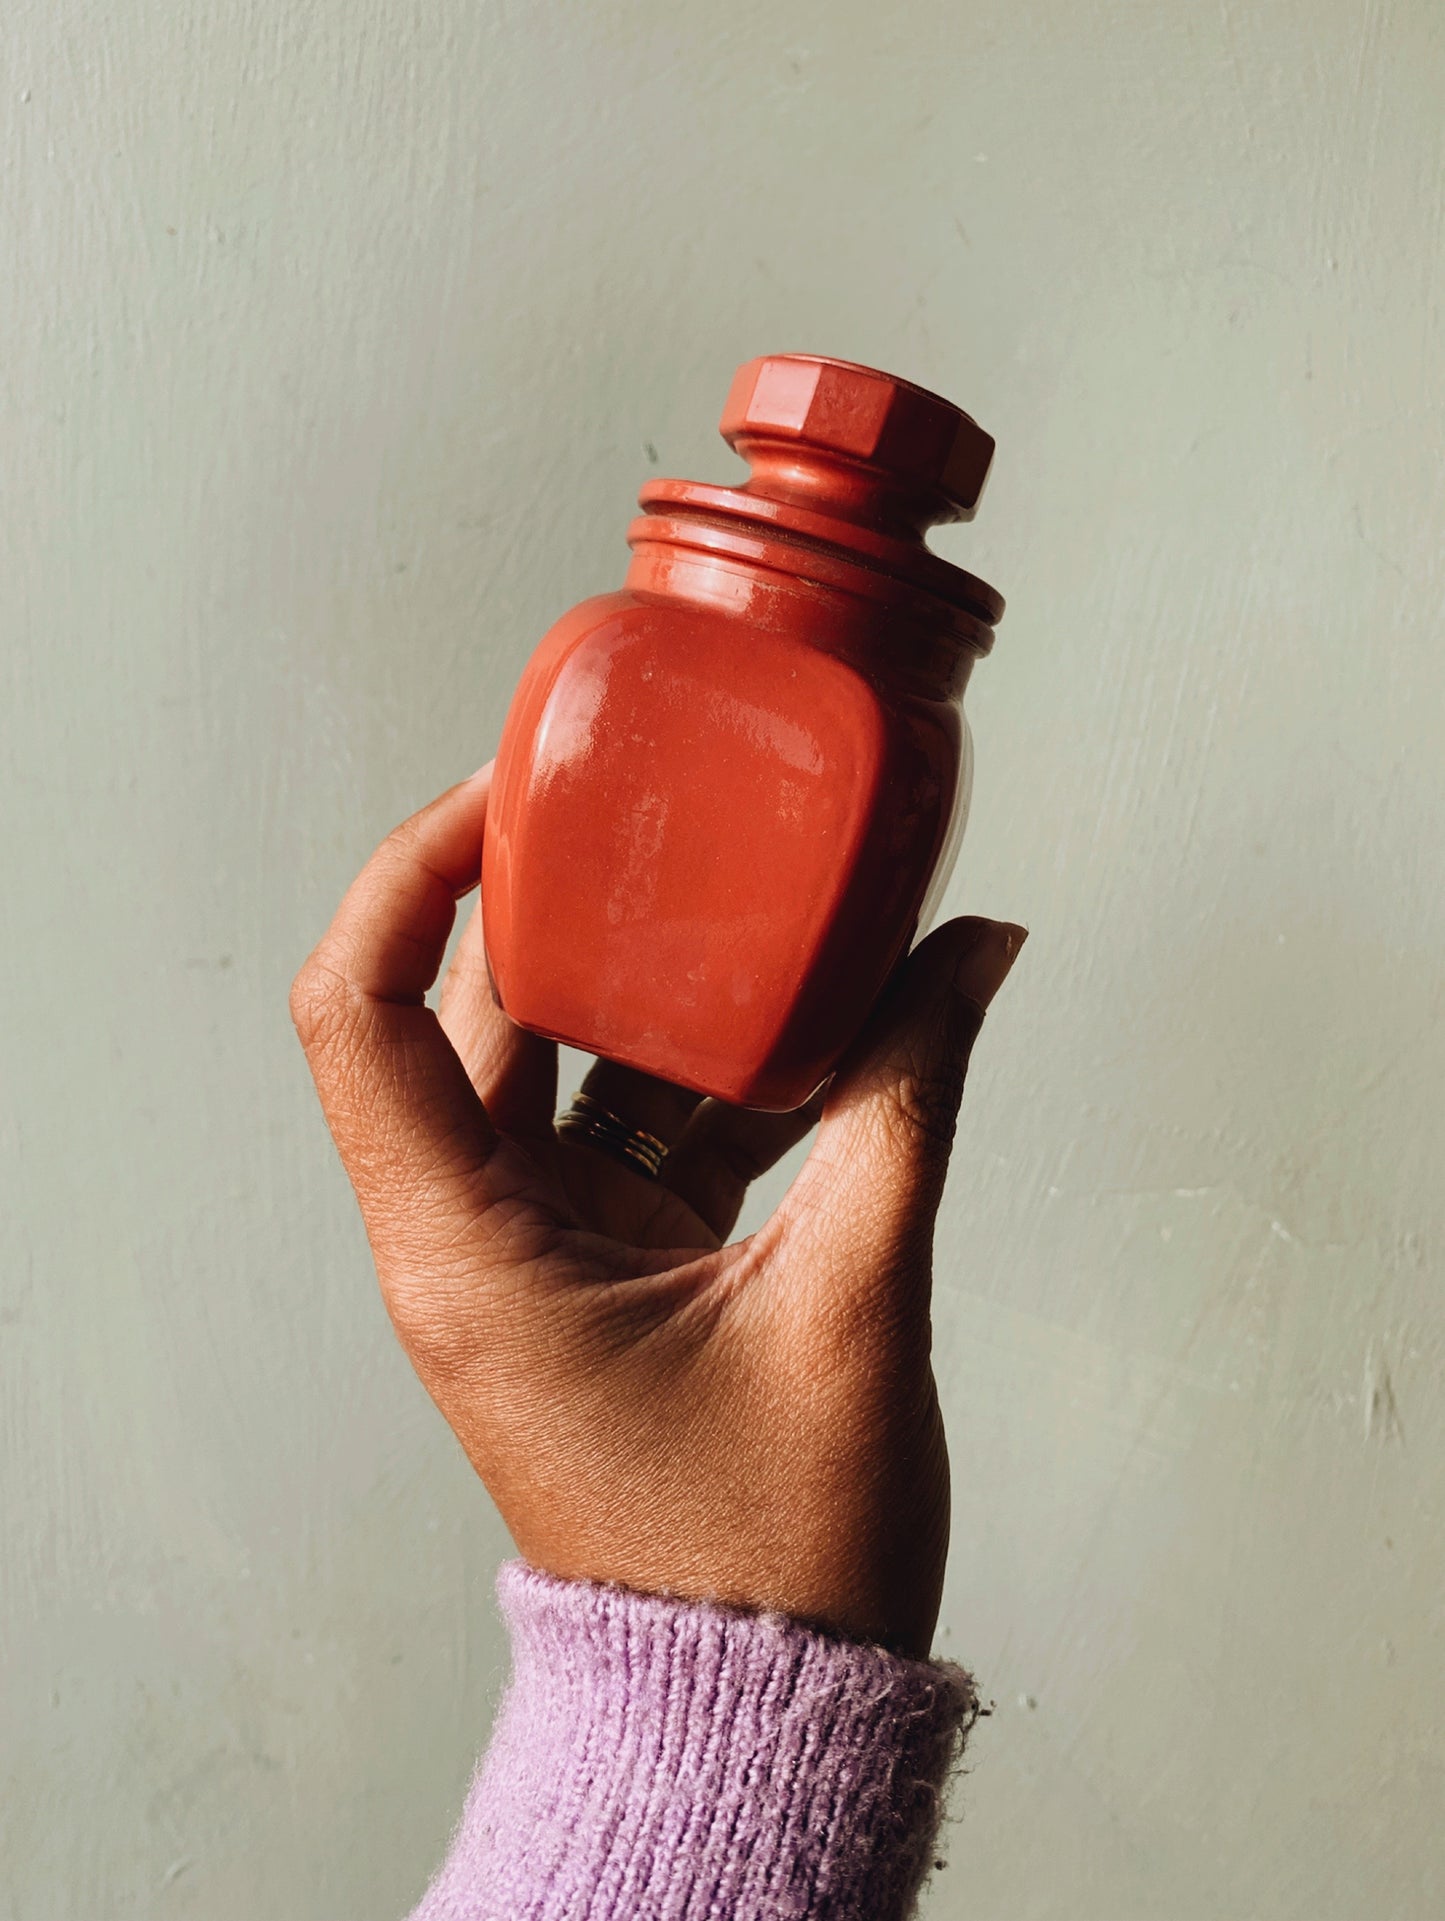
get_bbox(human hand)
[290,767,1024,1657]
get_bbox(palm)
[553,1135,721,1250]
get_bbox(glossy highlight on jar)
[482,354,1005,1111]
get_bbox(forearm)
[409,1562,979,1921]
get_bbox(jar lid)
[719,354,995,524]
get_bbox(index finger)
[313,766,492,1007]
[289,767,526,1217]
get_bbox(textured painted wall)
[4,2,1443,1915]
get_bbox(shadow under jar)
[481,353,1005,1112]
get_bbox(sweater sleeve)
[408,1561,980,1921]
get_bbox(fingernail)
[466,758,496,784]
[952,918,1028,1010]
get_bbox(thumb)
[789,917,1027,1277]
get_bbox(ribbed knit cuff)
[410,1561,979,1921]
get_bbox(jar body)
[482,579,967,1111]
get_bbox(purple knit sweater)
[409,1562,979,1920]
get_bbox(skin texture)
[290,765,1024,1658]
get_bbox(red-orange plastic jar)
[481,354,1004,1111]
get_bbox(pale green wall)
[5,2,1444,1915]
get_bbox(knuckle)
[385,813,429,867]
[288,959,358,1055]
[885,1060,966,1157]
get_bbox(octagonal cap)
[720,354,995,521]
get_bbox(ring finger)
[564,1060,706,1170]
